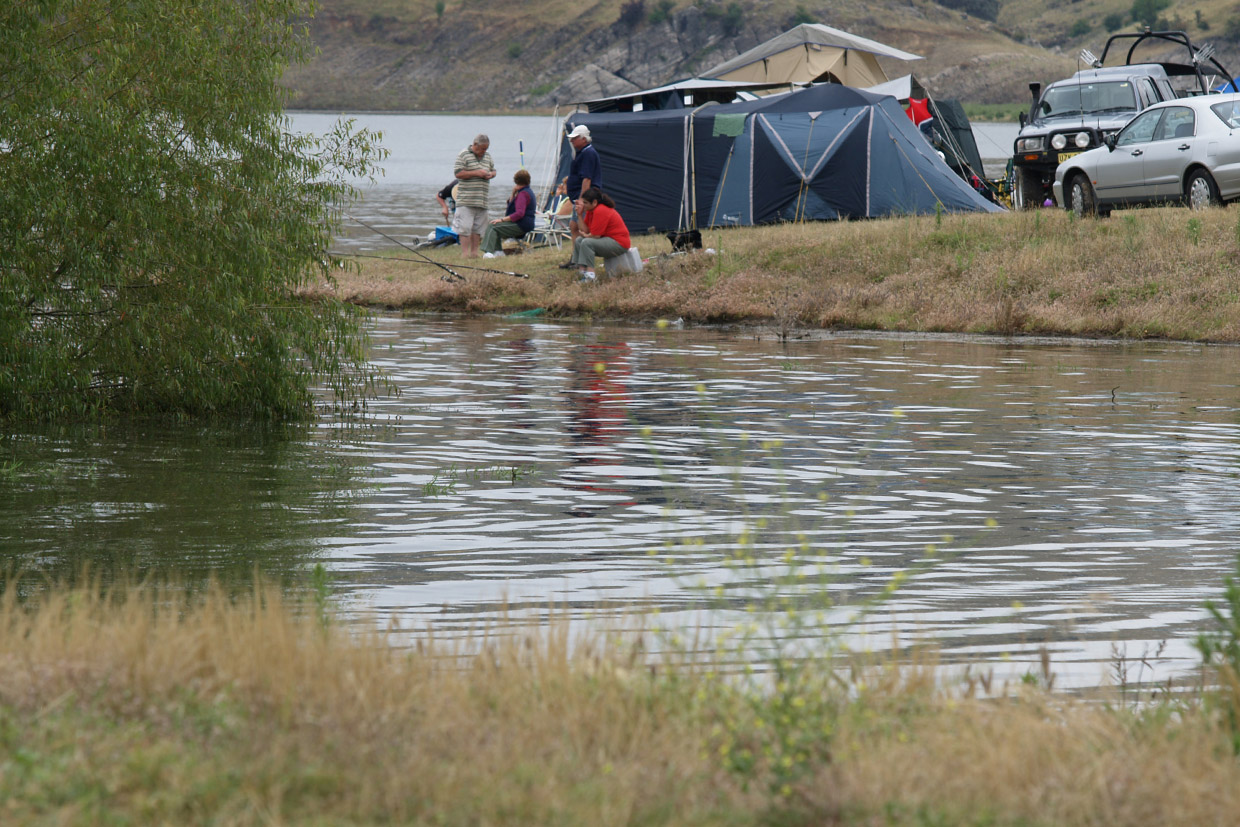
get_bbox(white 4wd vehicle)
[1011,30,1234,209]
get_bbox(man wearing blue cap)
[559,124,602,268]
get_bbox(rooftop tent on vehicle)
[575,77,795,113]
[557,83,1001,234]
[702,23,923,89]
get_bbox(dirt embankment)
[310,208,1240,345]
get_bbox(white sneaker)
[483,252,496,259]
[579,270,596,281]
[494,250,506,258]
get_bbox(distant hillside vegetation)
[280,0,1240,110]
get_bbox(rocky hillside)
[279,0,1240,110]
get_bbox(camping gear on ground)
[412,225,459,250]
[667,229,702,251]
[556,83,1001,235]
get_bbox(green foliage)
[309,562,333,630]
[934,0,999,23]
[1187,217,1202,246]
[703,1,745,36]
[962,102,1025,122]
[435,0,445,20]
[648,0,674,24]
[1196,554,1240,753]
[790,5,815,26]
[507,41,523,59]
[618,0,645,26]
[1103,12,1125,31]
[0,0,386,421]
[1131,0,1170,28]
[1069,19,1091,37]
[1226,13,1240,42]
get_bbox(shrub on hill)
[934,0,999,23]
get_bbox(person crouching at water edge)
[571,188,629,282]
[453,133,497,258]
[482,170,536,258]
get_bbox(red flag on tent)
[906,97,932,125]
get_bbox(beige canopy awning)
[704,23,922,89]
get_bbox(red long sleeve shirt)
[582,203,630,250]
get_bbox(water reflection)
[0,422,365,586]
[2,315,1239,688]
[340,317,1240,688]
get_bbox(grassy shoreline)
[310,207,1240,344]
[3,575,1240,825]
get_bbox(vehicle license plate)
[1058,151,1081,163]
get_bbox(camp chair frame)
[523,212,570,250]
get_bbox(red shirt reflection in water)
[570,343,631,446]
[567,343,636,506]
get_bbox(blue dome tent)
[558,83,1001,233]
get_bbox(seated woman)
[547,182,572,219]
[480,170,536,258]
[570,187,630,280]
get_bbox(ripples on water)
[2,312,1235,688]
[314,315,1240,689]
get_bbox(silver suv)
[1011,30,1232,209]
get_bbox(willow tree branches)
[0,0,385,420]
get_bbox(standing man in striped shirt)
[453,134,497,258]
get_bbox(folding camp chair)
[523,212,570,250]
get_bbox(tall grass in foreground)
[3,573,1240,825]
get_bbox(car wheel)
[1012,166,1041,210]
[1069,173,1098,218]
[1186,169,1222,210]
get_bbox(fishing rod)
[343,211,465,282]
[330,251,531,279]
[342,212,530,280]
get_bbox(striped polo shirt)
[453,147,494,209]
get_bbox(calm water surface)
[7,315,1236,689]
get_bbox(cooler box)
[604,247,643,275]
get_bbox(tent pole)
[689,111,697,230]
[538,104,561,209]
[926,96,986,186]
[711,143,736,228]
[796,118,817,223]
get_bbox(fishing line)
[330,250,530,279]
[343,211,465,282]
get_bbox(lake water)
[290,112,1021,254]
[6,314,1239,690]
[291,112,566,253]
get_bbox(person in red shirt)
[570,187,630,280]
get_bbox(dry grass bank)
[3,577,1240,825]
[309,207,1240,342]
